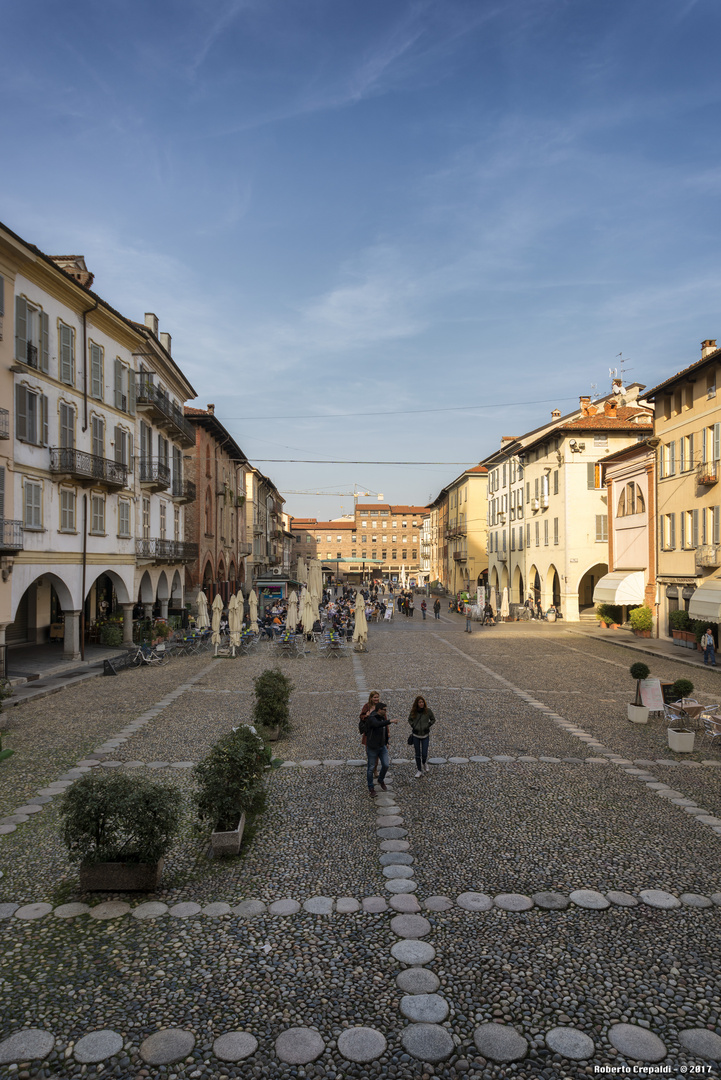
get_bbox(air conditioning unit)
[271,567,282,576]
[540,495,549,508]
[532,497,540,511]
[498,512,507,524]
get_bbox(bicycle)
[130,643,169,666]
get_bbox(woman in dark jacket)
[408,696,436,779]
[365,703,398,797]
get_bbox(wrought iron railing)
[135,539,198,562]
[697,461,720,485]
[0,520,24,550]
[172,477,196,502]
[139,459,171,488]
[135,377,196,443]
[50,448,128,487]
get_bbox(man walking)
[364,702,399,797]
[702,627,717,666]
[421,599,427,620]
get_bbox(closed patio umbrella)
[195,590,210,629]
[500,586,510,621]
[211,593,224,654]
[301,588,314,634]
[353,592,368,650]
[249,589,259,633]
[228,594,241,655]
[490,586,497,614]
[296,560,307,586]
[286,589,299,632]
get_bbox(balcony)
[11,341,40,371]
[497,550,508,562]
[50,448,128,489]
[696,545,720,568]
[135,377,196,446]
[172,477,196,503]
[238,541,253,556]
[0,520,24,551]
[453,551,467,562]
[136,539,199,563]
[139,458,171,492]
[0,408,8,439]
[697,461,720,486]
[531,497,540,511]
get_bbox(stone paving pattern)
[1,619,721,1078]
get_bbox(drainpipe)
[80,494,87,660]
[82,300,99,432]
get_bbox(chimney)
[160,332,172,355]
[551,408,561,419]
[604,398,619,417]
[207,404,215,415]
[144,313,159,336]
[702,339,717,358]
[49,255,94,288]
[579,395,591,417]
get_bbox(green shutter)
[60,325,73,383]
[40,311,49,371]
[114,359,123,410]
[127,367,135,414]
[15,296,27,362]
[714,424,720,463]
[40,395,49,446]
[90,344,102,398]
[15,384,27,441]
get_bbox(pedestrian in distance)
[702,627,717,666]
[421,599,427,620]
[465,606,472,633]
[363,702,399,797]
[408,596,415,617]
[408,696,436,778]
[483,601,495,626]
[433,598,441,620]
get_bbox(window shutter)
[669,441,676,474]
[15,385,27,441]
[714,507,720,546]
[0,275,4,317]
[715,424,720,463]
[114,359,123,409]
[90,344,102,398]
[115,425,122,463]
[127,368,135,414]
[587,463,595,489]
[692,509,699,548]
[15,296,27,362]
[60,325,73,383]
[669,513,676,549]
[40,311,49,371]
[41,395,49,445]
[0,466,4,520]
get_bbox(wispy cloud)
[187,0,258,78]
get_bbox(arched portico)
[528,564,541,604]
[500,565,509,593]
[546,564,561,610]
[576,562,608,621]
[512,565,524,605]
[8,570,79,659]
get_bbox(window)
[587,463,602,489]
[352,549,357,557]
[594,434,608,447]
[118,499,131,537]
[336,550,342,558]
[511,530,516,551]
[15,296,49,370]
[371,550,377,558]
[306,535,311,544]
[90,342,103,399]
[402,549,407,559]
[392,550,397,559]
[60,324,76,385]
[535,521,540,547]
[60,489,76,532]
[595,515,608,542]
[158,434,169,469]
[143,497,151,540]
[617,482,645,517]
[691,508,699,549]
[553,470,559,495]
[362,534,367,542]
[24,481,42,529]
[114,358,134,413]
[412,549,417,559]
[205,445,212,476]
[361,551,367,559]
[526,524,531,547]
[518,488,523,518]
[402,522,407,528]
[714,507,720,546]
[91,494,105,535]
[662,441,676,477]
[664,513,676,550]
[534,478,539,498]
[382,522,387,530]
[554,517,559,545]
[544,519,549,546]
[518,526,523,550]
[351,533,357,541]
[160,502,167,540]
[326,534,332,542]
[59,403,75,449]
[708,371,717,399]
[15,386,48,446]
[91,416,104,458]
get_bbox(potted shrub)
[61,772,182,891]
[628,661,650,723]
[669,609,694,648]
[667,677,696,752]
[629,605,653,638]
[596,603,622,629]
[252,667,293,741]
[194,724,278,856]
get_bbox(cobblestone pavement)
[1,619,720,1079]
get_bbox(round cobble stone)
[390,914,431,938]
[606,891,639,907]
[202,902,232,917]
[0,1028,55,1065]
[53,903,90,919]
[639,889,681,909]
[424,895,454,911]
[380,839,410,852]
[473,1024,529,1063]
[89,901,130,921]
[678,1028,721,1059]
[533,892,569,910]
[0,903,20,919]
[376,816,404,827]
[400,993,449,1023]
[379,852,414,866]
[400,1023,454,1062]
[337,1026,387,1063]
[494,893,533,911]
[336,897,361,913]
[382,864,414,879]
[213,1031,259,1062]
[391,939,436,965]
[132,902,168,920]
[569,890,610,910]
[275,1027,325,1064]
[457,891,493,911]
[680,893,713,908]
[397,967,441,994]
[386,878,417,893]
[169,902,202,918]
[389,894,421,913]
[303,896,334,914]
[139,1028,196,1065]
[362,896,388,913]
[232,900,266,917]
[544,1027,595,1060]
[607,1023,667,1062]
[377,827,408,839]
[268,899,301,915]
[14,903,53,920]
[74,1030,124,1063]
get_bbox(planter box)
[668,728,695,753]
[633,629,651,638]
[262,725,280,742]
[211,813,246,857]
[79,858,164,892]
[627,703,649,724]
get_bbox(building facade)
[428,466,488,594]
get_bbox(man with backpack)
[362,702,399,797]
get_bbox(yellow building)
[429,466,488,595]
[645,340,721,638]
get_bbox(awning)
[593,570,645,605]
[689,578,721,623]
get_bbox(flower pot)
[627,703,649,724]
[211,813,246,857]
[263,725,281,742]
[610,623,621,630]
[633,630,651,638]
[79,858,164,892]
[667,728,695,753]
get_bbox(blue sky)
[3,0,721,518]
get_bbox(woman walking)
[359,691,382,776]
[408,695,436,779]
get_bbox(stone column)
[63,611,81,661]
[159,599,169,620]
[122,604,135,646]
[0,624,7,681]
[143,602,153,620]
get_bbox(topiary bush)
[671,677,695,701]
[630,661,650,706]
[61,772,182,865]
[193,724,278,832]
[100,622,123,647]
[596,603,622,625]
[629,606,653,633]
[252,668,294,737]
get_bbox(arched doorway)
[500,565,509,593]
[202,559,213,600]
[546,565,561,609]
[577,562,608,612]
[528,564,541,603]
[512,565,524,604]
[490,566,499,593]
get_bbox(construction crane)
[282,485,384,500]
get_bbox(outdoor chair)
[702,715,721,744]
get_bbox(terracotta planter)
[79,858,164,892]
[211,813,246,857]
[610,623,621,630]
[667,728,695,753]
[633,630,651,638]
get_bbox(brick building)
[291,503,429,583]
[184,405,250,601]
